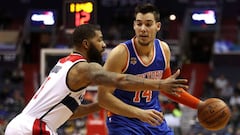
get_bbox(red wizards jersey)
[21,53,87,131]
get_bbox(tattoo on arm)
[125,74,145,86]
[92,70,119,85]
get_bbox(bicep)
[67,62,102,90]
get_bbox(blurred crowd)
[0,1,240,135]
[0,67,25,134]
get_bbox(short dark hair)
[72,24,101,47]
[134,3,160,22]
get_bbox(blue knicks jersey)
[114,38,167,112]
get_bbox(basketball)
[197,98,231,131]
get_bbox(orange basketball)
[197,98,231,131]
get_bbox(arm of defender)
[87,44,188,92]
[68,59,188,92]
[89,64,188,91]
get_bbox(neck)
[72,50,88,60]
[134,38,154,56]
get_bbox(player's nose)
[140,25,147,32]
[102,41,106,48]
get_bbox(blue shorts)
[107,115,174,135]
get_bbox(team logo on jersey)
[51,65,62,73]
[130,57,137,65]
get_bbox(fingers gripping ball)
[197,98,231,131]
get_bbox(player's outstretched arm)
[68,61,188,92]
[87,62,188,92]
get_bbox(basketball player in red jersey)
[5,24,188,135]
[98,3,202,135]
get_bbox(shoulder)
[67,61,103,90]
[159,40,170,52]
[158,40,170,56]
[107,43,128,61]
[104,43,128,72]
[110,43,128,55]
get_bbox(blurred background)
[0,0,240,134]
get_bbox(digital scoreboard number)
[64,0,96,31]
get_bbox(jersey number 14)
[133,90,152,102]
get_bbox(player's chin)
[100,50,105,55]
[140,40,151,46]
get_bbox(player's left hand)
[136,109,164,126]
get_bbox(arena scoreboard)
[63,0,96,33]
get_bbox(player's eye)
[136,23,142,26]
[98,37,103,42]
[146,23,153,27]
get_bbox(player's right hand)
[136,109,164,126]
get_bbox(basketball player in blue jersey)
[5,24,190,135]
[98,3,202,135]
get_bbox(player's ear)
[82,39,89,49]
[157,22,161,31]
[133,20,137,30]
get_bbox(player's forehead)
[135,13,155,22]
